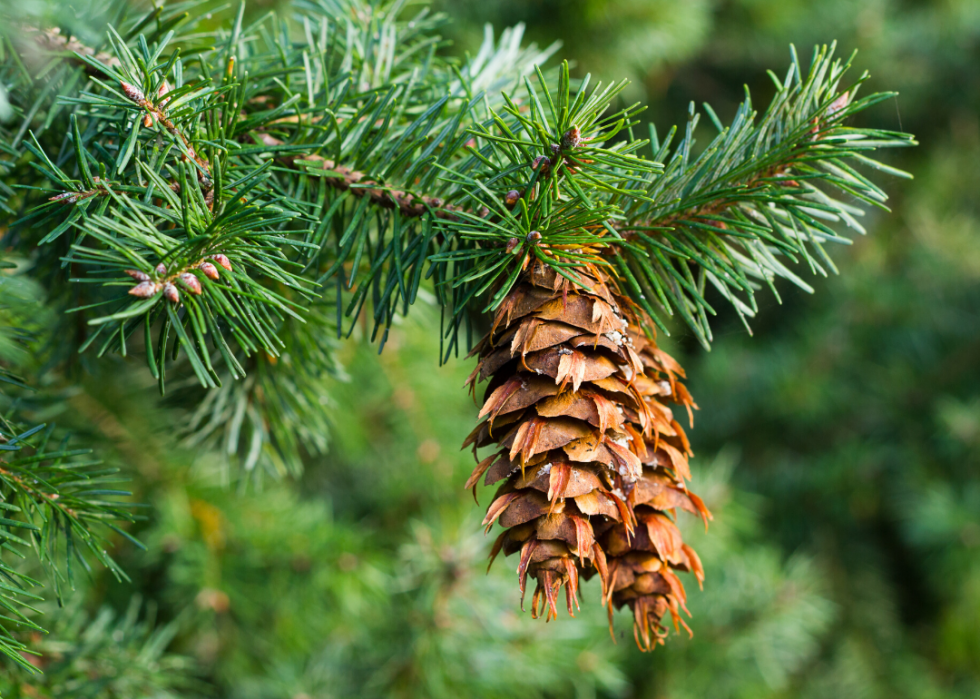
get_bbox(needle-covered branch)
[4,597,198,692]
[0,0,923,671]
[613,45,915,345]
[0,422,139,672]
[428,47,913,350]
[3,0,558,377]
[2,0,913,475]
[1,245,139,672]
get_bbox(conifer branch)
[5,597,198,691]
[0,0,932,673]
[7,2,912,391]
[118,77,213,186]
[0,423,139,672]
[251,132,467,221]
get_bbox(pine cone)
[464,257,711,646]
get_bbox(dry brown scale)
[463,252,712,649]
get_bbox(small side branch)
[251,132,467,222]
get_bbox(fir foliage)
[5,597,199,698]
[0,262,138,673]
[0,0,931,691]
[1,0,911,378]
[0,0,911,481]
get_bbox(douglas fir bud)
[179,272,202,295]
[155,263,167,276]
[561,126,583,150]
[828,91,850,116]
[211,254,232,271]
[120,80,145,104]
[125,269,151,282]
[129,282,160,298]
[531,155,551,174]
[198,261,220,280]
[162,282,180,304]
[505,190,521,207]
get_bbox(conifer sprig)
[2,0,913,476]
[0,0,922,673]
[9,2,913,371]
[0,423,139,672]
[432,46,915,350]
[0,255,139,673]
[613,45,915,345]
[5,597,198,693]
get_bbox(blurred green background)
[4,0,980,697]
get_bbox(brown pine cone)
[463,256,711,646]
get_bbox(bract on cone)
[464,256,711,645]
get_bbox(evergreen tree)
[0,0,915,693]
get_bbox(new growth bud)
[158,80,171,107]
[179,272,202,295]
[561,126,583,150]
[120,80,145,104]
[129,281,160,298]
[198,261,220,280]
[163,282,180,304]
[827,91,850,117]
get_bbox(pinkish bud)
[158,80,171,106]
[827,91,850,117]
[526,231,542,243]
[531,155,551,173]
[561,126,582,150]
[211,254,232,271]
[198,261,220,280]
[129,282,160,298]
[143,113,153,128]
[125,269,151,282]
[179,272,202,295]
[155,263,167,276]
[163,282,180,304]
[120,80,145,104]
